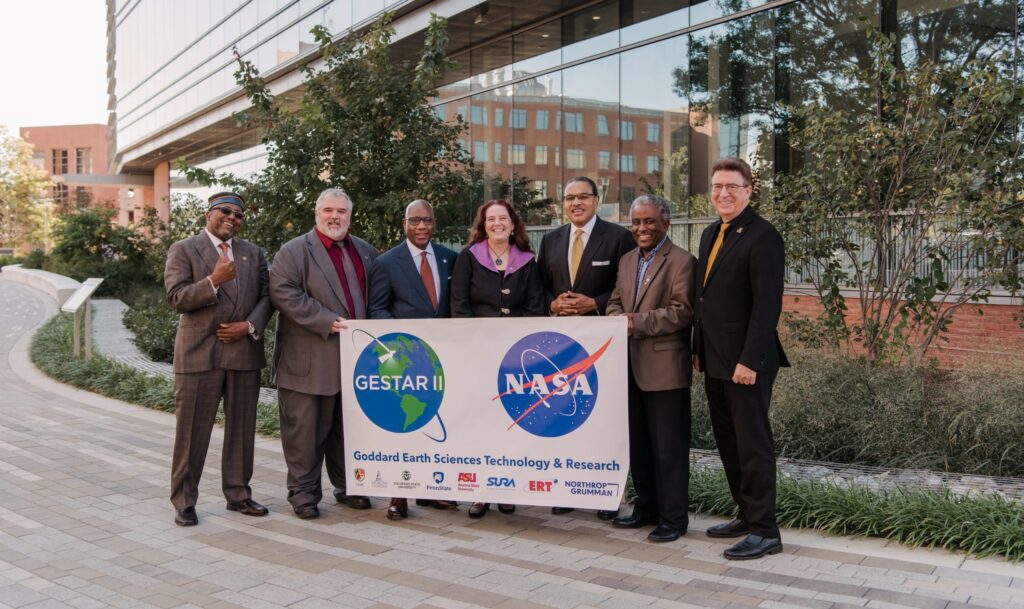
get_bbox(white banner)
[340,317,629,510]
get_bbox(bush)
[48,207,155,297]
[22,249,47,269]
[122,288,178,363]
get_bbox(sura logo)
[486,477,516,488]
[494,332,611,438]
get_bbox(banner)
[341,317,629,510]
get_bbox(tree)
[181,13,476,254]
[770,27,1024,364]
[0,126,50,249]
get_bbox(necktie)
[569,228,584,286]
[218,242,238,294]
[703,222,730,286]
[337,240,366,319]
[218,242,230,259]
[420,251,438,310]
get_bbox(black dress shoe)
[706,518,749,538]
[497,504,516,514]
[612,511,657,529]
[596,509,619,521]
[647,524,683,543]
[294,503,320,519]
[387,498,408,520]
[551,507,574,515]
[226,499,269,517]
[468,502,489,518]
[333,490,371,509]
[415,499,459,510]
[724,534,783,560]
[174,506,198,527]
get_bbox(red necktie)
[420,252,438,310]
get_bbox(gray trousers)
[277,388,348,508]
[170,369,259,510]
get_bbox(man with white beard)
[270,188,379,519]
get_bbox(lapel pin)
[242,256,248,261]
[736,227,745,234]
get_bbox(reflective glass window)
[536,110,549,130]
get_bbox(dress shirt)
[565,213,598,270]
[635,235,669,302]
[204,229,233,293]
[406,240,441,299]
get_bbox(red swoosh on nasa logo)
[493,337,613,431]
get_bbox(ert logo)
[528,480,555,492]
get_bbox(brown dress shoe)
[415,499,458,510]
[387,498,408,520]
[333,490,371,509]
[226,499,269,517]
[468,502,490,518]
[174,506,198,526]
[294,503,319,519]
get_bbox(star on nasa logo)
[494,332,611,437]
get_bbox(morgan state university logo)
[494,332,611,438]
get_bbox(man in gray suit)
[270,188,379,519]
[165,191,273,526]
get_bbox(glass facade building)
[107,0,1023,221]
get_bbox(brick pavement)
[1,277,1022,609]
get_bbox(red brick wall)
[782,292,1024,368]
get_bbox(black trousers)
[627,368,690,530]
[277,388,348,509]
[705,372,779,538]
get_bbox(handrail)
[60,278,105,359]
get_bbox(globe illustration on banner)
[352,332,446,441]
[495,332,610,438]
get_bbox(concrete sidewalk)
[1,277,1021,609]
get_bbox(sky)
[0,0,109,134]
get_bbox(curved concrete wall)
[0,265,81,307]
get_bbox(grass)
[31,313,1024,561]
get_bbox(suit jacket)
[693,206,790,380]
[270,230,379,395]
[606,238,696,392]
[537,217,636,315]
[164,233,272,374]
[450,243,545,318]
[368,241,457,319]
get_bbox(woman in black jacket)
[450,199,544,518]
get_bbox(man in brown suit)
[165,192,273,526]
[270,188,379,519]
[606,194,696,543]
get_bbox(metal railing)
[61,278,104,359]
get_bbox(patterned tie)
[420,251,438,311]
[569,228,584,286]
[337,240,366,319]
[703,222,730,286]
[218,242,230,258]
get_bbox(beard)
[319,223,348,240]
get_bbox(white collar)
[569,214,598,236]
[205,229,233,249]
[406,240,435,258]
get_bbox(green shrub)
[122,289,178,363]
[0,254,26,267]
[21,249,47,269]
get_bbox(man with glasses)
[368,199,459,520]
[694,157,789,560]
[537,176,635,520]
[164,192,273,526]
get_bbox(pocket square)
[592,260,611,266]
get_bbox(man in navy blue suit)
[368,199,459,520]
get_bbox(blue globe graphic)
[497,332,599,438]
[353,333,445,434]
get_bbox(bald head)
[406,199,433,217]
[403,199,436,249]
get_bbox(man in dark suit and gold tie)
[537,176,635,520]
[368,198,459,520]
[693,157,789,560]
[164,192,273,526]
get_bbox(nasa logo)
[352,332,448,441]
[458,472,476,483]
[486,476,516,489]
[354,468,366,482]
[528,480,555,492]
[494,332,611,437]
[433,471,445,484]
[402,470,412,481]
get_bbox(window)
[565,112,584,133]
[555,111,562,131]
[597,114,610,136]
[535,145,548,165]
[509,144,526,165]
[52,183,69,203]
[473,141,489,162]
[456,106,467,121]
[75,148,91,173]
[471,106,488,125]
[536,110,549,130]
[646,122,660,142]
[619,154,635,172]
[75,186,90,204]
[511,108,527,129]
[495,108,504,127]
[51,149,68,175]
[566,148,586,169]
[534,180,548,199]
[494,142,502,164]
[619,120,634,140]
[433,106,446,121]
[555,146,560,167]
[647,155,661,173]
[598,151,611,170]
[623,186,636,203]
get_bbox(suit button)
[501,288,510,295]
[699,297,704,303]
[501,308,510,315]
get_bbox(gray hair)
[630,194,671,223]
[315,188,352,210]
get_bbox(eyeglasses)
[405,216,435,226]
[710,183,749,194]
[213,206,244,219]
[563,194,596,202]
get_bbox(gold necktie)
[703,222,730,286]
[569,228,584,285]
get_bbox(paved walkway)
[1,277,1022,609]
